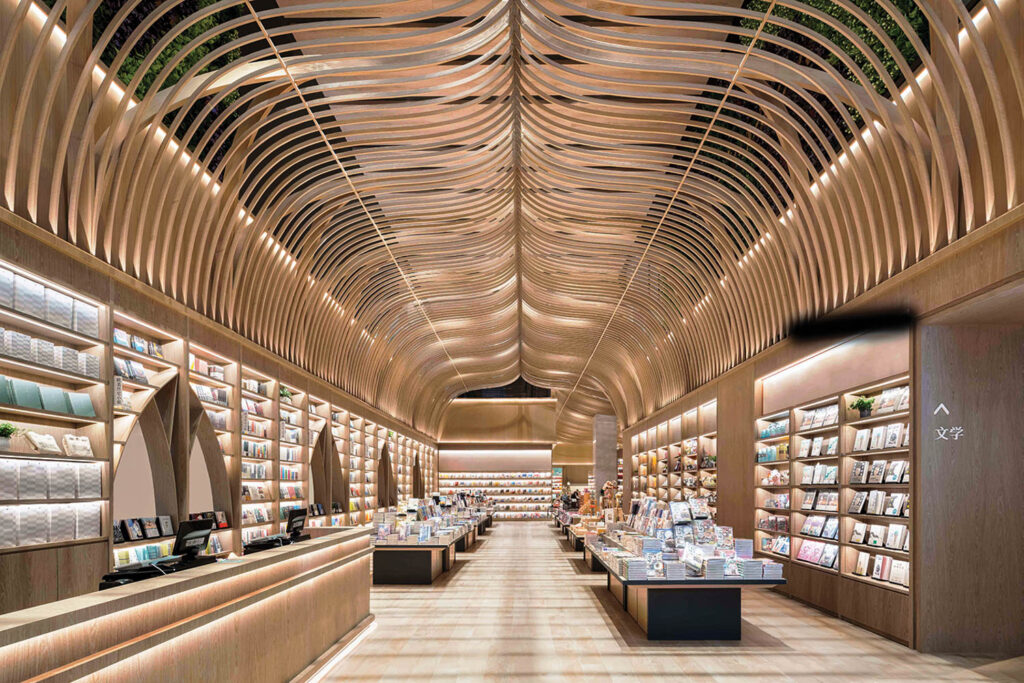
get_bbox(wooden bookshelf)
[752,367,913,644]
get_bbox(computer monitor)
[285,507,307,538]
[172,519,215,559]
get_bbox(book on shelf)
[850,521,867,544]
[869,426,887,450]
[866,524,886,547]
[800,467,815,485]
[798,440,811,458]
[849,460,869,484]
[853,551,871,576]
[885,523,908,549]
[883,493,908,516]
[816,491,839,512]
[800,515,825,537]
[819,543,839,568]
[884,460,908,483]
[796,539,826,563]
[852,429,870,452]
[871,554,893,581]
[801,491,816,510]
[884,423,903,449]
[825,435,839,455]
[867,460,887,484]
[821,516,839,540]
[848,491,868,514]
[865,490,886,515]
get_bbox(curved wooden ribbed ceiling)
[1,0,1020,438]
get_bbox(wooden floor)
[322,522,1023,681]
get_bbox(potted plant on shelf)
[279,386,293,405]
[0,422,18,451]
[849,396,875,418]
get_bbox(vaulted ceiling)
[1,0,1020,439]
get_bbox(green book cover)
[39,385,69,414]
[9,378,43,410]
[66,392,96,418]
[0,376,11,406]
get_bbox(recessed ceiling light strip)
[242,0,469,391]
[554,1,780,421]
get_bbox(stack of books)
[663,560,687,580]
[762,561,784,580]
[620,556,647,580]
[703,557,725,579]
[739,559,764,579]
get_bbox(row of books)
[868,386,910,415]
[188,353,226,381]
[113,328,164,358]
[241,378,272,397]
[761,535,790,556]
[241,440,271,459]
[800,462,839,485]
[280,446,302,462]
[113,356,151,384]
[764,493,790,509]
[852,422,910,451]
[114,535,224,567]
[758,513,789,532]
[241,461,269,480]
[797,404,840,430]
[0,269,100,337]
[280,425,301,443]
[279,465,301,480]
[114,515,175,542]
[795,539,839,568]
[242,418,269,438]
[0,459,102,499]
[0,375,96,417]
[802,490,839,511]
[193,384,228,406]
[242,506,273,525]
[242,483,272,502]
[849,490,909,517]
[241,398,269,415]
[851,521,909,551]
[850,459,909,484]
[853,551,910,587]
[797,435,839,458]
[279,483,304,500]
[7,431,94,457]
[205,409,228,431]
[0,502,101,547]
[1,328,101,378]
[799,514,839,539]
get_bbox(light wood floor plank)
[321,522,1020,682]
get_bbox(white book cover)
[884,423,902,449]
[74,502,101,539]
[76,463,102,499]
[895,386,910,412]
[44,289,75,329]
[18,461,48,499]
[18,505,49,545]
[72,301,100,337]
[0,459,18,499]
[853,429,871,452]
[0,267,13,306]
[0,506,17,547]
[48,462,77,499]
[48,505,76,542]
[869,426,887,450]
[13,275,45,318]
[824,404,839,426]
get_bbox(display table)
[0,528,373,683]
[590,546,785,640]
[456,525,477,551]
[373,534,460,585]
[566,526,585,552]
[582,543,607,572]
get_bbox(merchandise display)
[753,378,912,593]
[439,471,551,519]
[628,400,718,518]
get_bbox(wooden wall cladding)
[782,562,839,616]
[917,323,1024,655]
[839,577,912,645]
[439,400,556,444]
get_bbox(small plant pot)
[280,396,292,405]
[858,408,873,418]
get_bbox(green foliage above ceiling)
[740,0,929,100]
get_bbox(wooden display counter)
[591,547,785,640]
[566,526,585,552]
[582,543,607,572]
[0,528,373,683]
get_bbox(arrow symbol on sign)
[933,403,949,415]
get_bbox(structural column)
[592,414,617,503]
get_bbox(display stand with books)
[628,399,717,509]
[752,366,913,644]
[0,261,108,557]
[439,471,552,519]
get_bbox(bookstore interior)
[0,0,1022,680]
